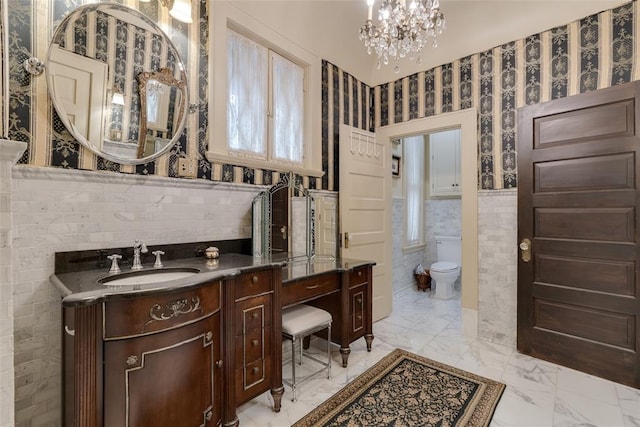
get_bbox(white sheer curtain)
[271,52,303,164]
[404,136,425,247]
[227,30,268,157]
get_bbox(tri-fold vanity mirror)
[252,173,316,262]
[44,3,188,164]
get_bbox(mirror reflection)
[137,68,186,158]
[253,173,316,261]
[45,3,188,164]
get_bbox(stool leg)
[299,337,303,365]
[327,324,332,379]
[291,337,297,402]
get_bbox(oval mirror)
[45,3,188,165]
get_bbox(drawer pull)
[215,360,223,368]
[358,271,362,277]
[206,410,213,421]
[356,297,362,304]
[356,315,362,321]
[306,284,320,290]
[252,366,259,374]
[251,276,258,284]
[64,325,75,336]
[251,312,259,319]
[251,339,259,347]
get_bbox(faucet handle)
[107,254,122,273]
[152,250,165,268]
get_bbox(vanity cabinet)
[284,264,374,368]
[222,267,283,424]
[63,280,223,427]
[429,129,461,196]
[103,314,221,426]
[348,267,369,343]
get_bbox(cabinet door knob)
[215,360,223,368]
[251,311,259,319]
[251,275,258,284]
[251,339,259,347]
[356,297,362,304]
[358,271,362,277]
[252,366,259,374]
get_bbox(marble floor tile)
[236,288,640,427]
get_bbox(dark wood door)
[517,81,640,389]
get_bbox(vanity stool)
[281,304,332,402]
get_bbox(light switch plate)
[178,157,198,178]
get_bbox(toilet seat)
[430,262,458,272]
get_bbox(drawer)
[103,281,221,339]
[235,269,273,300]
[234,294,272,335]
[235,326,272,367]
[349,267,368,287]
[235,357,272,405]
[282,273,339,307]
[350,286,366,337]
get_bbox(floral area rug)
[293,348,505,427]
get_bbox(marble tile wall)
[391,198,425,293]
[477,189,517,347]
[0,140,27,427]
[10,166,259,426]
[424,198,462,266]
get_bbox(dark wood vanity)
[53,252,373,427]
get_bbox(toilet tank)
[435,235,461,266]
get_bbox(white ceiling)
[228,0,629,85]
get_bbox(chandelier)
[359,0,446,73]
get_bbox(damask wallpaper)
[3,0,639,191]
[372,0,639,189]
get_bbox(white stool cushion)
[282,304,332,337]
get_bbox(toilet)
[430,236,461,300]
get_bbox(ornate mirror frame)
[137,68,187,159]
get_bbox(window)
[404,135,425,249]
[208,5,322,177]
[226,29,304,166]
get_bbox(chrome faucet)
[131,240,148,270]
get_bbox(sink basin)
[99,268,200,286]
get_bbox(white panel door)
[339,125,392,321]
[48,44,108,150]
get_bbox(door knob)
[519,238,531,262]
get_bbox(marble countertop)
[51,253,374,307]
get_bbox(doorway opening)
[377,109,478,336]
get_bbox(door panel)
[517,81,640,389]
[339,125,392,321]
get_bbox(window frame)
[402,135,426,253]
[208,5,322,177]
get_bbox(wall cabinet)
[429,129,461,196]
